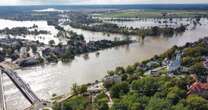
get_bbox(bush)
[110,81,129,98]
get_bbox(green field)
[93,10,208,18]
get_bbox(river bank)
[1,14,208,110]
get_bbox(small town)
[0,1,208,110]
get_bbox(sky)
[0,0,208,5]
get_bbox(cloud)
[0,0,207,5]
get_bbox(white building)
[167,52,181,72]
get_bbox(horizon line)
[0,3,208,6]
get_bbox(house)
[87,82,103,94]
[103,75,121,86]
[146,61,160,69]
[203,58,208,69]
[162,58,169,66]
[144,66,166,76]
[187,82,208,98]
[16,53,42,67]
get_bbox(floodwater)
[0,19,60,45]
[1,18,208,110]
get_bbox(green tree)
[115,67,125,75]
[126,65,135,74]
[110,82,129,98]
[71,83,79,95]
[49,40,55,46]
[63,96,88,110]
[31,45,37,53]
[79,85,87,94]
[96,100,109,110]
[145,97,171,110]
[172,103,188,110]
[190,62,207,76]
[186,95,208,110]
[111,102,128,110]
[166,86,186,104]
[131,77,160,96]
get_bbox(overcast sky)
[0,0,208,5]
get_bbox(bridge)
[0,66,52,110]
[0,72,6,110]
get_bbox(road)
[0,72,6,110]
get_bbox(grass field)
[93,10,208,18]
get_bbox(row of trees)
[70,22,187,38]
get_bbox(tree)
[110,82,129,98]
[120,93,143,110]
[172,103,188,110]
[49,40,55,46]
[145,97,171,110]
[111,102,128,110]
[190,62,207,76]
[96,100,109,110]
[131,77,160,96]
[131,103,142,110]
[63,96,88,110]
[115,67,125,75]
[126,65,135,74]
[166,86,186,104]
[151,26,160,36]
[186,95,208,110]
[79,85,87,94]
[31,45,37,53]
[71,83,79,95]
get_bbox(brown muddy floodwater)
[2,18,208,110]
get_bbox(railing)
[0,66,52,110]
[1,68,41,105]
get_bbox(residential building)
[103,75,121,86]
[187,82,208,98]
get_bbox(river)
[1,18,208,110]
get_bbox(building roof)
[203,59,208,69]
[188,82,208,94]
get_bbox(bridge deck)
[0,73,6,110]
[1,69,41,105]
[0,65,52,110]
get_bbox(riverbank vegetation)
[70,22,187,37]
[43,30,133,63]
[54,37,208,110]
[0,26,50,36]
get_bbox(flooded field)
[1,18,208,110]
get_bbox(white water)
[0,19,61,45]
